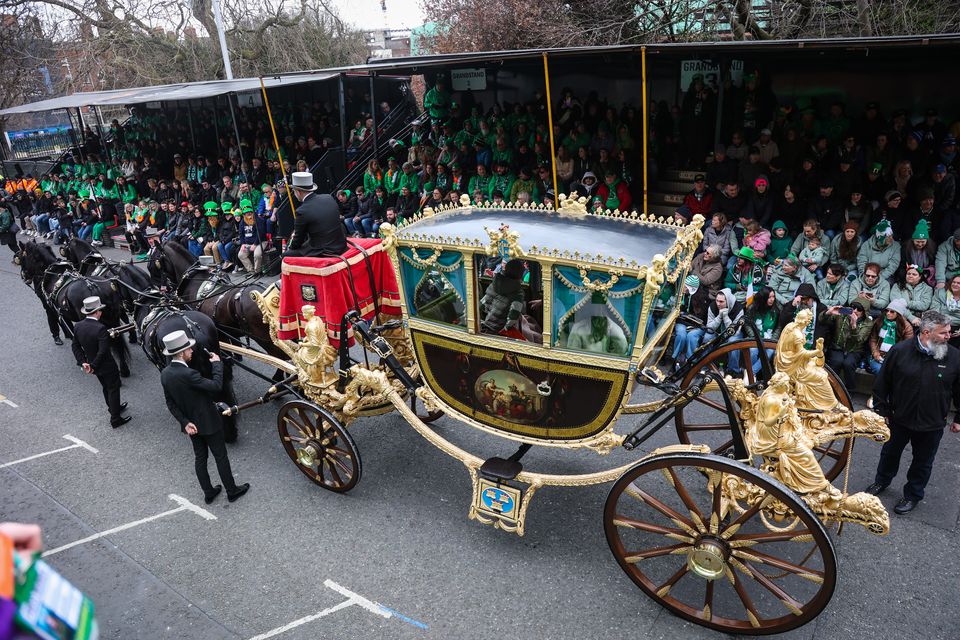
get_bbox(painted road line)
[0,434,98,469]
[0,394,18,408]
[42,494,216,558]
[247,579,429,639]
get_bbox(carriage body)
[381,196,704,450]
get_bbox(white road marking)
[0,394,17,408]
[42,494,216,558]
[0,434,98,469]
[247,579,428,640]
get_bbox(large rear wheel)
[604,452,837,635]
[674,339,852,481]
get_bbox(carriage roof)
[389,197,700,271]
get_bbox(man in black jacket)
[284,171,347,257]
[866,310,960,514]
[160,330,249,504]
[71,296,130,428]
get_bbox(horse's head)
[61,237,97,271]
[17,241,56,282]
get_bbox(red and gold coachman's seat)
[278,238,401,346]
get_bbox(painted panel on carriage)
[474,369,546,424]
[480,485,516,515]
[552,266,645,357]
[410,328,628,440]
[399,247,467,328]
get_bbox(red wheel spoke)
[703,580,714,621]
[693,396,726,412]
[612,514,691,539]
[623,543,688,563]
[326,446,353,459]
[625,485,697,532]
[814,445,843,460]
[330,456,353,479]
[731,569,764,629]
[728,529,815,545]
[743,561,807,615]
[655,563,689,597]
[734,549,825,582]
[284,415,311,438]
[325,459,344,486]
[721,493,774,537]
[743,350,756,385]
[681,423,730,431]
[664,467,704,523]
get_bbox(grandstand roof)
[0,73,336,117]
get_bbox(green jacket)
[468,175,494,200]
[934,241,960,285]
[423,86,452,120]
[0,207,13,233]
[857,238,901,280]
[828,233,859,275]
[509,178,535,203]
[489,174,515,201]
[767,265,810,306]
[363,171,382,195]
[120,183,138,204]
[829,312,874,354]
[384,169,402,196]
[890,282,933,324]
[815,278,852,308]
[848,276,890,310]
[398,171,420,195]
[933,289,960,327]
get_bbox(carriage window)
[552,266,644,357]
[399,247,466,327]
[475,255,543,344]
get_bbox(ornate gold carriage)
[223,195,891,635]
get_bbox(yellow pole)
[542,53,559,210]
[259,77,296,218]
[641,46,649,216]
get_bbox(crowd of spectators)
[660,87,960,392]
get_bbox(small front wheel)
[277,400,361,492]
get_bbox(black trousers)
[874,422,945,501]
[190,430,239,496]
[826,349,861,392]
[97,370,123,424]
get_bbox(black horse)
[18,240,132,375]
[148,240,287,362]
[131,292,239,441]
[60,237,108,277]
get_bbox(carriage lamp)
[686,538,728,580]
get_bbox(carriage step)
[480,457,523,481]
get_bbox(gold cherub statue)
[774,308,841,412]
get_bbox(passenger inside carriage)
[478,258,544,343]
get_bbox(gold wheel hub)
[296,443,320,467]
[687,538,728,580]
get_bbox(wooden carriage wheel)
[277,400,361,492]
[604,452,837,635]
[674,339,853,481]
[410,392,444,424]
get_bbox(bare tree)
[421,0,960,52]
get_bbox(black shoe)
[864,482,887,496]
[894,497,919,514]
[111,415,132,428]
[227,483,250,502]
[204,485,223,505]
[119,402,128,413]
[53,336,64,346]
[120,369,130,378]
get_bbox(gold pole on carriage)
[542,53,560,210]
[641,46,649,216]
[259,77,296,218]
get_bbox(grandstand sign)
[451,68,487,91]
[680,59,744,91]
[237,91,264,109]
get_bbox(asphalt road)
[1,241,959,640]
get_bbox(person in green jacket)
[933,274,960,334]
[815,264,853,307]
[509,167,536,204]
[488,163,515,202]
[857,220,900,281]
[889,264,933,327]
[363,159,383,195]
[724,247,766,303]
[824,296,874,390]
[468,164,493,200]
[934,228,960,287]
[423,75,452,123]
[383,157,402,203]
[767,220,793,262]
[398,162,420,196]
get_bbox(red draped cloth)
[279,238,401,346]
